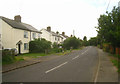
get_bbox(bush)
[51,42,63,53]
[112,59,120,72]
[2,49,15,63]
[51,48,62,53]
[63,37,81,50]
[29,38,51,53]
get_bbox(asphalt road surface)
[3,46,100,82]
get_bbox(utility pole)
[73,30,75,37]
[106,0,111,11]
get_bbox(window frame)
[24,31,28,38]
[32,32,36,39]
[24,43,28,50]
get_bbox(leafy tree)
[83,36,88,46]
[83,36,87,41]
[88,37,98,46]
[63,36,81,50]
[96,6,120,53]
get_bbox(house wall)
[40,29,52,42]
[1,19,30,53]
[1,19,42,54]
[31,32,41,41]
[2,19,14,49]
[40,29,65,44]
[13,28,30,53]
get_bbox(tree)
[83,36,87,41]
[63,37,81,50]
[83,36,88,46]
[88,37,98,46]
[96,6,120,52]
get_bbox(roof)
[0,16,41,33]
[40,29,63,38]
[60,34,69,39]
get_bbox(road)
[2,46,101,82]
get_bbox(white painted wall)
[40,29,52,42]
[40,29,65,44]
[1,19,41,53]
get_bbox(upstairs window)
[24,31,28,38]
[32,33,36,39]
[38,33,40,38]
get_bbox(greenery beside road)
[2,36,83,65]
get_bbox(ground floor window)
[24,43,29,50]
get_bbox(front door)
[18,44,21,54]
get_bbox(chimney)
[14,15,21,22]
[47,26,51,32]
[62,32,65,36]
[56,31,59,34]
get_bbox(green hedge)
[2,49,15,63]
[29,38,51,53]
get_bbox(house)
[40,26,68,44]
[0,15,41,54]
[60,32,69,42]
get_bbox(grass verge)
[109,54,120,73]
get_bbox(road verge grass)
[3,47,83,65]
[109,54,120,73]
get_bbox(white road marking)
[81,49,88,55]
[72,55,79,60]
[94,49,100,83]
[45,62,68,73]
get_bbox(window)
[24,31,28,38]
[24,43,28,50]
[55,37,57,41]
[32,33,36,39]
[38,33,40,38]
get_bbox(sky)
[0,0,119,40]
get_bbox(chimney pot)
[47,26,51,32]
[62,32,65,36]
[14,15,21,22]
[56,31,59,34]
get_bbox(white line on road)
[72,55,79,60]
[94,49,100,83]
[45,62,68,74]
[81,49,88,55]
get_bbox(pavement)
[2,46,119,82]
[95,48,118,82]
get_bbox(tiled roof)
[40,29,62,38]
[0,16,41,33]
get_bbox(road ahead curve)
[3,46,99,82]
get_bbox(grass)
[3,47,83,65]
[111,59,120,72]
[109,53,120,73]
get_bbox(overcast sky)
[0,0,119,40]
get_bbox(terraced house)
[40,26,68,44]
[0,15,41,54]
